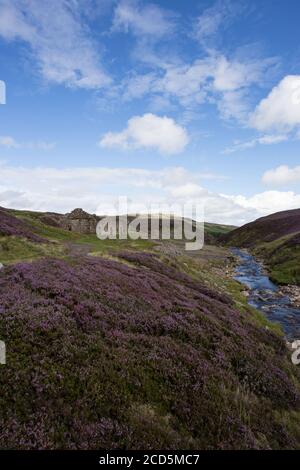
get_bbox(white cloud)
[0,136,19,148]
[152,60,211,100]
[109,1,277,124]
[262,165,300,186]
[0,162,236,222]
[122,73,156,101]
[216,89,249,122]
[1,162,299,226]
[258,134,288,145]
[99,113,189,154]
[226,191,300,215]
[0,135,55,150]
[194,3,224,46]
[0,0,110,89]
[193,0,242,49]
[119,54,277,122]
[223,134,288,154]
[168,183,206,199]
[250,75,300,132]
[112,0,176,38]
[211,55,278,121]
[213,56,253,91]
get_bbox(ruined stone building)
[61,208,99,234]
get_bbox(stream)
[232,248,300,340]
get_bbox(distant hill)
[223,208,300,247]
[204,222,236,242]
[223,208,300,285]
[1,206,236,244]
[0,206,235,264]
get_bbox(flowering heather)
[0,251,300,449]
[0,208,45,243]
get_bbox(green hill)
[0,207,235,264]
[223,209,300,285]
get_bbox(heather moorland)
[1,209,300,449]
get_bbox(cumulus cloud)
[0,135,55,150]
[250,75,300,132]
[262,165,300,186]
[223,134,288,154]
[0,0,110,89]
[99,113,189,154]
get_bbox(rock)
[279,285,300,308]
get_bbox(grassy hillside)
[223,209,300,247]
[0,208,156,264]
[1,207,300,449]
[253,232,300,285]
[0,208,236,264]
[204,222,236,241]
[223,209,300,285]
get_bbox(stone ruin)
[58,209,200,240]
[61,208,99,234]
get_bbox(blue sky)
[0,0,300,224]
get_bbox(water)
[232,248,300,340]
